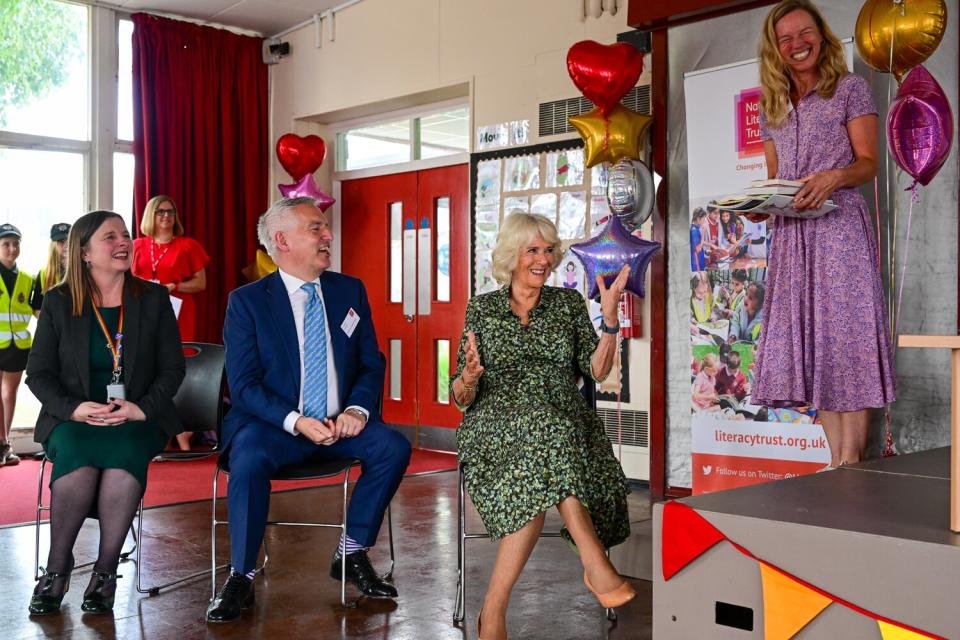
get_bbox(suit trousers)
[225,419,412,573]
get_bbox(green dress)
[44,306,167,489]
[453,286,630,547]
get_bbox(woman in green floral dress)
[452,213,634,639]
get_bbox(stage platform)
[653,447,960,639]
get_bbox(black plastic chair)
[453,373,617,624]
[34,342,227,596]
[209,352,395,608]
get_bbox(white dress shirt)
[278,269,367,435]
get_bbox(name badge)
[106,383,126,401]
[341,308,360,338]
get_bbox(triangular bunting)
[661,501,726,580]
[759,562,832,640]
[877,620,942,640]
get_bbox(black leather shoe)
[330,550,398,599]
[28,563,73,616]
[81,570,120,614]
[206,572,255,623]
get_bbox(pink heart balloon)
[886,65,953,186]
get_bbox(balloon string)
[616,331,623,464]
[893,183,918,344]
[873,176,881,269]
[885,4,898,335]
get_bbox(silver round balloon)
[606,159,654,230]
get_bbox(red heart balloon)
[276,134,327,181]
[566,41,644,117]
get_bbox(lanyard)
[91,304,124,384]
[149,240,171,278]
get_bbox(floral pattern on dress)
[452,285,630,547]
[753,73,896,411]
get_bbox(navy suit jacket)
[222,269,384,451]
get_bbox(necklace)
[149,238,172,279]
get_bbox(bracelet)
[599,320,619,334]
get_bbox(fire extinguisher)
[618,292,643,339]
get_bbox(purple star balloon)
[278,173,336,212]
[570,216,661,300]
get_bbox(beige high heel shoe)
[583,573,637,608]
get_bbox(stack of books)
[714,179,835,218]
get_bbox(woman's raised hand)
[597,265,630,327]
[461,330,485,386]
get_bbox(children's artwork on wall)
[559,191,587,240]
[504,196,529,214]
[558,254,586,296]
[504,155,540,192]
[546,149,585,187]
[476,160,501,205]
[591,163,610,195]
[531,193,558,221]
[474,250,496,294]
[591,195,611,237]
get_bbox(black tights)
[45,466,143,576]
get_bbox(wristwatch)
[599,320,619,334]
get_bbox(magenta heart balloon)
[886,65,953,186]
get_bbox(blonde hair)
[140,195,185,237]
[41,241,66,292]
[758,0,847,128]
[702,353,720,370]
[491,211,564,285]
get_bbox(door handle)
[404,314,415,323]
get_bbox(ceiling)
[90,0,345,36]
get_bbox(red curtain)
[131,13,268,343]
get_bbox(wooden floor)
[1,468,653,640]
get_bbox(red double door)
[341,164,468,430]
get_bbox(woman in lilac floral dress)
[751,0,895,468]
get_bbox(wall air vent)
[598,408,649,448]
[538,84,651,138]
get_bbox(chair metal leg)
[136,497,219,596]
[34,458,47,581]
[453,465,466,624]
[382,503,395,580]
[340,467,360,608]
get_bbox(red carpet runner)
[0,448,457,527]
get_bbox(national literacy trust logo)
[734,87,764,159]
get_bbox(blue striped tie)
[301,282,328,419]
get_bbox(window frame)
[333,98,471,177]
[0,3,132,218]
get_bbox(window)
[1,1,89,141]
[0,2,136,433]
[336,104,469,171]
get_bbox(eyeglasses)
[155,208,176,217]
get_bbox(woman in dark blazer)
[25,210,185,616]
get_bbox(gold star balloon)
[242,248,278,282]
[569,105,653,168]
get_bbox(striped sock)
[230,566,255,581]
[338,534,366,557]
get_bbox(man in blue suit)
[207,197,412,623]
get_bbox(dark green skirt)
[44,420,168,489]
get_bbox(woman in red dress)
[132,195,209,450]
